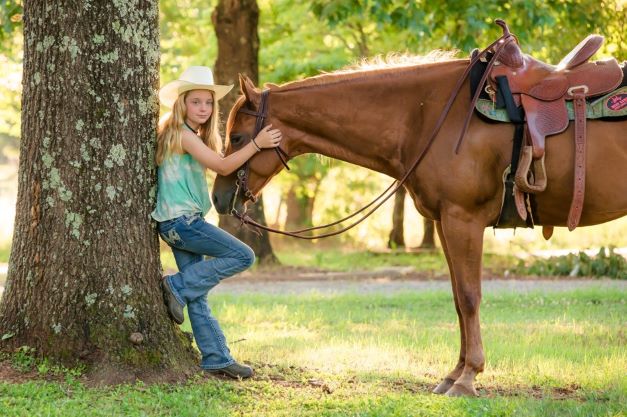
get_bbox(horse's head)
[212,75,290,215]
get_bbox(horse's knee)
[458,287,481,315]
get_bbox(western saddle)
[488,20,623,231]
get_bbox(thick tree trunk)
[0,1,197,383]
[388,188,406,249]
[212,0,259,111]
[212,0,278,265]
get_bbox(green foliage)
[514,247,627,279]
[310,0,626,61]
[0,0,21,50]
[10,345,35,372]
[159,0,218,83]
[3,346,85,379]
[259,0,353,83]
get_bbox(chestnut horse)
[211,56,627,396]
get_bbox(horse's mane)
[269,50,461,92]
[225,50,462,145]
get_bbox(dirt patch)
[244,362,590,401]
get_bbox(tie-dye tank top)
[151,153,211,222]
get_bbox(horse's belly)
[534,119,627,226]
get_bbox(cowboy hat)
[159,66,233,108]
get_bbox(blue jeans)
[157,213,255,369]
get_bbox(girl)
[152,66,282,379]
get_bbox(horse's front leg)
[432,220,467,394]
[439,211,486,397]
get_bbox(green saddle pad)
[476,86,627,122]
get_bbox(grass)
[1,287,625,416]
[160,245,519,277]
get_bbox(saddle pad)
[476,86,627,122]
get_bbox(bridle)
[227,20,517,239]
[230,89,289,213]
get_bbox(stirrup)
[515,146,547,193]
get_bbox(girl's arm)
[182,125,282,176]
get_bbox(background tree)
[0,1,197,382]
[212,0,279,265]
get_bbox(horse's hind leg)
[432,220,467,394]
[438,212,486,397]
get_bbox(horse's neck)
[272,60,468,179]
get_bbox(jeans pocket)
[160,228,184,248]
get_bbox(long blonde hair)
[155,90,222,166]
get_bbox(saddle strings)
[235,26,517,239]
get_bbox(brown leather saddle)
[488,23,623,231]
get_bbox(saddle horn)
[494,19,511,37]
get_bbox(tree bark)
[212,0,259,111]
[212,0,278,265]
[388,188,406,249]
[0,1,197,383]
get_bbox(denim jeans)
[157,213,255,369]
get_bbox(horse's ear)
[238,74,259,105]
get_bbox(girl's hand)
[254,124,282,149]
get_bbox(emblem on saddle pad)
[606,90,627,111]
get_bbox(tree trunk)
[212,0,259,111]
[387,188,406,249]
[0,1,197,383]
[219,198,279,265]
[212,0,278,265]
[419,218,436,249]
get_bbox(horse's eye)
[230,133,244,147]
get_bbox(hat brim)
[159,80,233,108]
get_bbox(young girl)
[152,66,282,379]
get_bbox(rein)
[231,20,517,239]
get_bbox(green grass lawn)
[159,246,518,277]
[1,287,625,416]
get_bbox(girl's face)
[184,90,214,126]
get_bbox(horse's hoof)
[445,382,478,397]
[432,378,456,394]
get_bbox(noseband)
[230,89,289,215]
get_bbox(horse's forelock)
[225,95,247,148]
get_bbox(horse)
[211,48,627,396]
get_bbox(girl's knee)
[241,246,255,269]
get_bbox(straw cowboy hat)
[159,66,233,108]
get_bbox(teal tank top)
[151,153,212,222]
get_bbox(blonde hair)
[155,90,222,166]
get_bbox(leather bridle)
[230,89,289,215]
[227,19,517,238]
